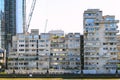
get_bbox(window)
[75,40,79,42]
[39,40,44,42]
[105,24,109,27]
[85,19,95,26]
[69,35,73,37]
[34,35,38,39]
[19,35,24,38]
[95,23,99,26]
[29,36,32,39]
[110,43,113,45]
[96,38,99,40]
[88,13,91,16]
[19,44,24,47]
[75,34,80,38]
[19,40,24,42]
[106,17,114,21]
[25,45,28,47]
[25,49,29,52]
[19,49,24,51]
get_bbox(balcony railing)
[84,50,97,52]
[105,30,119,33]
[84,15,97,18]
[94,20,119,23]
[84,64,97,67]
[84,45,100,47]
[104,64,117,68]
[108,60,118,63]
[84,55,99,57]
[99,54,110,58]
[104,35,116,38]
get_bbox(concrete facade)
[7,30,81,74]
[83,9,119,74]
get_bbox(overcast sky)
[26,0,120,34]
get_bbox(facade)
[4,0,17,53]
[66,33,81,71]
[83,9,119,74]
[0,0,26,49]
[0,0,5,49]
[3,0,26,69]
[4,0,26,52]
[16,0,26,33]
[7,30,81,74]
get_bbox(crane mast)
[44,19,48,33]
[24,0,36,33]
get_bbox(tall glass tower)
[0,0,5,49]
[4,0,26,52]
[4,0,16,54]
[2,0,26,68]
[16,0,26,33]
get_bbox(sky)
[26,0,120,34]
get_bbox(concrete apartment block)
[83,9,119,74]
[7,29,81,74]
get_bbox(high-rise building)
[83,9,119,74]
[0,0,5,49]
[16,0,26,33]
[0,2,6,71]
[4,0,26,51]
[3,0,26,67]
[4,0,17,59]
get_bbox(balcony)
[84,45,100,47]
[84,54,99,57]
[84,60,98,62]
[8,55,17,58]
[94,20,119,23]
[109,50,118,53]
[104,35,116,38]
[84,64,96,67]
[84,50,97,52]
[105,30,119,33]
[110,55,117,58]
[99,54,110,58]
[105,39,118,42]
[104,64,117,68]
[84,15,97,19]
[108,60,118,63]
[84,40,100,42]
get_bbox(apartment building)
[83,9,119,74]
[49,31,67,71]
[66,33,81,71]
[7,30,81,74]
[7,30,41,73]
[49,32,81,73]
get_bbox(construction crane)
[44,19,48,33]
[24,0,36,33]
